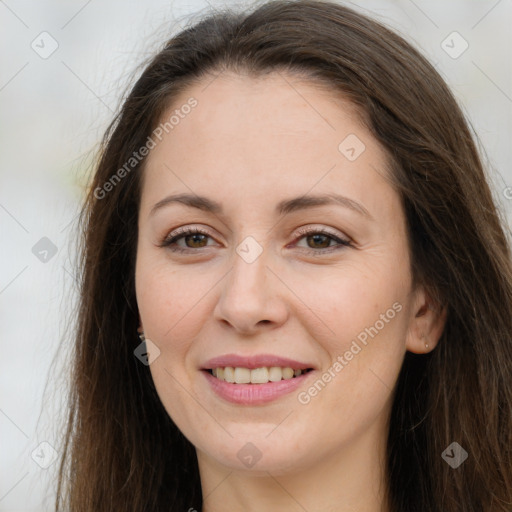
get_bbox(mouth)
[204,366,314,384]
[200,354,316,404]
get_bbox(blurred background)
[1,0,511,510]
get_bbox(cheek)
[293,257,408,407]
[135,253,205,354]
[288,254,406,342]
[135,254,210,426]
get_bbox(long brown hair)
[55,1,512,510]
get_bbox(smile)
[208,366,314,384]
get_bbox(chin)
[197,433,315,476]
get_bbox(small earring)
[425,342,429,350]
[138,330,145,342]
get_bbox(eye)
[292,226,352,254]
[158,225,353,255]
[158,226,217,253]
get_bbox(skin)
[135,71,446,512]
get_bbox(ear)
[137,313,144,334]
[405,285,447,354]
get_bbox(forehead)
[140,71,398,224]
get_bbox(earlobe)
[406,288,447,354]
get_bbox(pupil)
[309,234,329,249]
[187,234,207,248]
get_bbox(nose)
[213,245,289,335]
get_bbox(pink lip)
[201,353,314,370]
[202,370,313,405]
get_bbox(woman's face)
[135,71,430,475]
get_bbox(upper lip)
[201,353,315,370]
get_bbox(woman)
[55,1,512,510]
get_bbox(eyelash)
[158,225,352,255]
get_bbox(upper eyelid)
[164,224,348,241]
[294,225,350,240]
[161,225,352,250]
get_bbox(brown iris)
[184,233,208,248]
[306,233,331,249]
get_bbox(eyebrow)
[149,192,372,219]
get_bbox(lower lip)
[202,370,313,405]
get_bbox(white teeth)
[268,367,283,382]
[282,367,294,380]
[224,366,235,383]
[234,367,251,384]
[210,366,309,384]
[250,367,269,384]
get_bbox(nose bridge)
[214,234,287,332]
[228,236,271,305]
